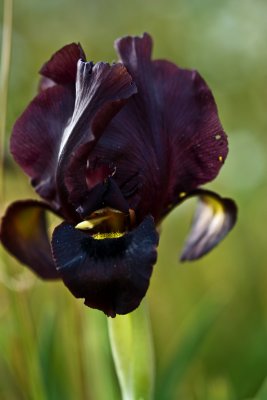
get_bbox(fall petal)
[51,215,158,316]
[0,200,59,279]
[180,190,237,261]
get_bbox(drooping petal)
[0,200,59,279]
[51,215,158,316]
[86,33,227,223]
[11,85,74,207]
[39,43,86,86]
[179,190,237,261]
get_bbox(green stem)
[108,301,155,400]
[0,0,13,209]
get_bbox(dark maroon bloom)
[0,34,237,317]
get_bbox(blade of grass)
[155,298,227,400]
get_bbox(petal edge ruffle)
[39,43,86,86]
[109,33,228,223]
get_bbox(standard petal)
[152,60,228,201]
[58,60,137,160]
[0,200,59,279]
[51,215,159,316]
[180,190,237,261]
[11,85,74,207]
[39,43,86,86]
[87,33,227,223]
[57,61,137,215]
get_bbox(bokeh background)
[1,0,267,399]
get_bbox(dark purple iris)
[0,33,237,317]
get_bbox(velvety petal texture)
[1,33,237,316]
[11,85,74,206]
[12,50,136,217]
[88,33,228,223]
[51,216,159,316]
[180,190,237,261]
[0,200,58,279]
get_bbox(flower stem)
[108,301,155,400]
[0,0,13,209]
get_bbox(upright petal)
[11,85,74,207]
[12,56,136,219]
[151,60,228,205]
[39,43,86,86]
[58,61,137,161]
[179,190,237,261]
[0,200,59,279]
[87,33,227,223]
[57,61,137,216]
[51,216,158,316]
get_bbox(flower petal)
[57,61,137,215]
[64,146,129,217]
[38,76,55,92]
[58,60,137,161]
[39,43,86,86]
[84,33,227,223]
[75,179,130,219]
[0,200,59,279]
[51,215,159,316]
[11,85,74,207]
[180,190,237,261]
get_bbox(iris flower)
[0,34,237,317]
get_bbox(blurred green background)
[1,0,267,399]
